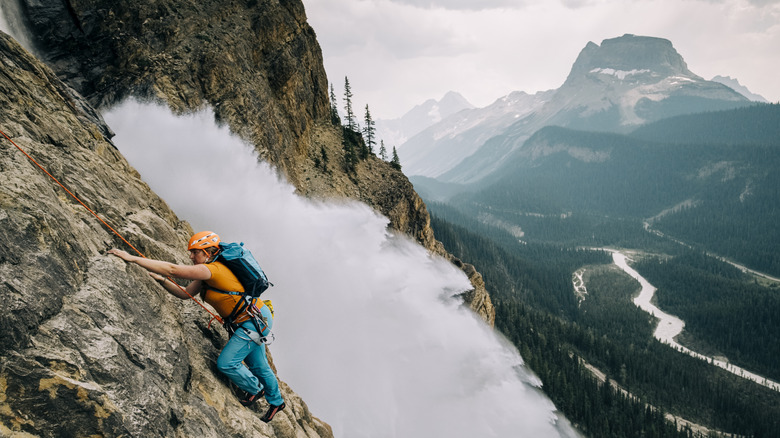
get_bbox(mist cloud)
[103,100,578,437]
[0,12,9,34]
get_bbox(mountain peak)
[403,91,474,121]
[438,91,474,109]
[711,75,769,102]
[376,91,474,147]
[566,34,696,84]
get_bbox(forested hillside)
[430,210,780,437]
[634,252,780,381]
[420,103,780,436]
[630,103,780,145]
[448,104,780,276]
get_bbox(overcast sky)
[304,0,780,119]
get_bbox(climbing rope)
[1,127,223,324]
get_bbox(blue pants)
[216,304,284,406]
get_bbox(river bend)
[609,250,780,392]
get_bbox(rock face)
[17,0,330,171]
[565,34,694,80]
[10,0,494,322]
[0,31,332,437]
[556,34,748,128]
[1,0,495,435]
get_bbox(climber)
[108,231,285,422]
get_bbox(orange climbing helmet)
[188,231,221,251]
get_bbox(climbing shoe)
[260,402,286,423]
[239,389,265,407]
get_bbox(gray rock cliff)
[0,0,495,435]
[10,0,494,323]
[1,31,331,437]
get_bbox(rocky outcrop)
[11,0,494,322]
[1,0,496,433]
[16,0,329,170]
[0,31,332,437]
[298,124,494,324]
[565,34,696,81]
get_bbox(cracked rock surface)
[10,0,494,324]
[1,31,332,438]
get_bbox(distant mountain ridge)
[445,103,780,274]
[398,90,554,177]
[399,34,754,184]
[710,75,769,103]
[376,91,474,150]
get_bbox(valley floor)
[575,249,780,393]
[579,358,743,438]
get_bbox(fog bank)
[103,100,576,437]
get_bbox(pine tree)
[362,104,376,154]
[343,76,356,131]
[379,140,387,161]
[329,83,340,125]
[342,128,359,173]
[390,146,402,170]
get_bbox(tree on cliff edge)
[343,76,356,131]
[329,83,340,125]
[391,146,402,170]
[363,104,376,154]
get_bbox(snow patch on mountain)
[375,91,474,149]
[395,35,752,185]
[427,104,443,122]
[398,90,553,178]
[590,68,651,80]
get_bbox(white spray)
[0,3,37,54]
[0,8,9,34]
[103,100,578,438]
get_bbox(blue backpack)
[216,242,271,298]
[212,242,274,342]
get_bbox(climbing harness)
[236,301,275,346]
[211,286,275,345]
[1,127,224,324]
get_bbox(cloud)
[307,0,780,118]
[559,0,606,8]
[385,0,524,10]
[703,0,780,5]
[308,0,482,60]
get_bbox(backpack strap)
[207,286,243,296]
[205,282,253,324]
[223,293,267,335]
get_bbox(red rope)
[1,128,223,324]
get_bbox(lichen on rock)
[1,31,332,437]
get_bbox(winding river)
[608,250,780,393]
